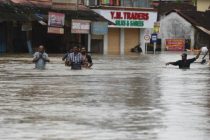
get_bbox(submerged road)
[0,53,210,140]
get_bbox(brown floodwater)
[0,53,210,140]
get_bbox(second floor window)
[100,0,120,6]
[100,0,151,8]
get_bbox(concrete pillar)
[88,33,91,52]
[191,28,195,50]
[120,28,125,55]
[6,22,14,53]
[103,33,108,55]
[140,28,145,54]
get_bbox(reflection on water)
[0,53,210,140]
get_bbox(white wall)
[197,0,210,11]
[160,12,195,50]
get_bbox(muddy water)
[0,53,210,140]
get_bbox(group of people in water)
[32,45,208,70]
[32,45,93,70]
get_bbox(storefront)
[0,22,7,53]
[0,0,110,54]
[93,7,158,55]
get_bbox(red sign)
[48,12,65,27]
[166,39,185,51]
[110,11,149,20]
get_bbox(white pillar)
[103,33,108,55]
[88,33,91,52]
[190,28,195,50]
[120,28,125,55]
[140,28,146,54]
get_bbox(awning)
[196,26,210,36]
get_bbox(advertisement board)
[48,12,65,27]
[48,12,65,34]
[93,9,157,28]
[91,22,108,35]
[166,39,185,51]
[48,27,64,34]
[21,23,32,31]
[71,19,90,34]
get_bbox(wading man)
[68,46,83,70]
[32,45,50,70]
[81,47,93,68]
[166,50,201,69]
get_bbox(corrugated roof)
[159,2,196,15]
[11,0,51,7]
[0,0,112,23]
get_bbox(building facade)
[0,0,109,54]
[93,7,157,55]
[160,10,210,52]
[197,0,210,11]
[86,0,157,55]
[0,0,158,55]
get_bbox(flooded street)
[0,53,210,140]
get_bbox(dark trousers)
[71,63,82,70]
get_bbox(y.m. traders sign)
[93,9,157,28]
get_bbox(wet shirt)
[68,52,83,64]
[172,58,196,69]
[33,52,48,69]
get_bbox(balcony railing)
[82,0,152,8]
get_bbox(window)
[122,0,151,8]
[100,0,120,6]
[98,0,151,7]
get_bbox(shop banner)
[91,22,108,35]
[48,12,65,34]
[48,27,64,34]
[166,39,185,51]
[93,9,157,28]
[21,23,32,31]
[48,12,65,27]
[71,19,90,34]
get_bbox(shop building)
[92,6,157,55]
[0,0,158,55]
[160,9,210,53]
[0,0,109,54]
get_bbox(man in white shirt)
[32,45,50,70]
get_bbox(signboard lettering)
[71,19,90,34]
[93,9,157,28]
[166,39,185,51]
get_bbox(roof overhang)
[90,5,157,12]
[0,1,112,23]
[196,26,210,36]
